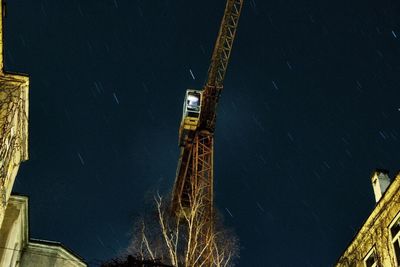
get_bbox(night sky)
[6,0,400,266]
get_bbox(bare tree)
[126,191,239,267]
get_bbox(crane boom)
[206,0,243,89]
[201,0,244,132]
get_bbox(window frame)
[389,211,400,266]
[363,246,378,267]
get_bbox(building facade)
[1,195,87,267]
[336,170,400,266]
[0,2,87,266]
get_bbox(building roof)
[8,194,87,266]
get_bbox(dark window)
[394,240,400,265]
[391,216,400,265]
[391,219,400,238]
[187,112,199,118]
[365,251,376,267]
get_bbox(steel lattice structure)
[171,0,244,265]
[202,0,244,132]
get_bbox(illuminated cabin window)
[363,248,377,267]
[391,215,400,265]
[186,94,200,112]
[183,90,202,118]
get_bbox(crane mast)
[171,0,243,265]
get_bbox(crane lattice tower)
[171,0,244,264]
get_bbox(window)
[364,248,377,267]
[390,215,400,265]
[186,92,201,112]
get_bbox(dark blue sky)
[6,0,400,266]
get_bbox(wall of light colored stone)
[0,196,87,267]
[0,73,29,229]
[336,174,400,266]
[20,242,87,267]
[0,196,28,267]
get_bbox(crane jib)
[205,0,243,89]
[200,0,243,132]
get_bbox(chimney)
[371,169,391,202]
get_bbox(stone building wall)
[0,73,29,229]
[336,173,400,266]
[0,195,87,267]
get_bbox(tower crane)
[170,0,244,260]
